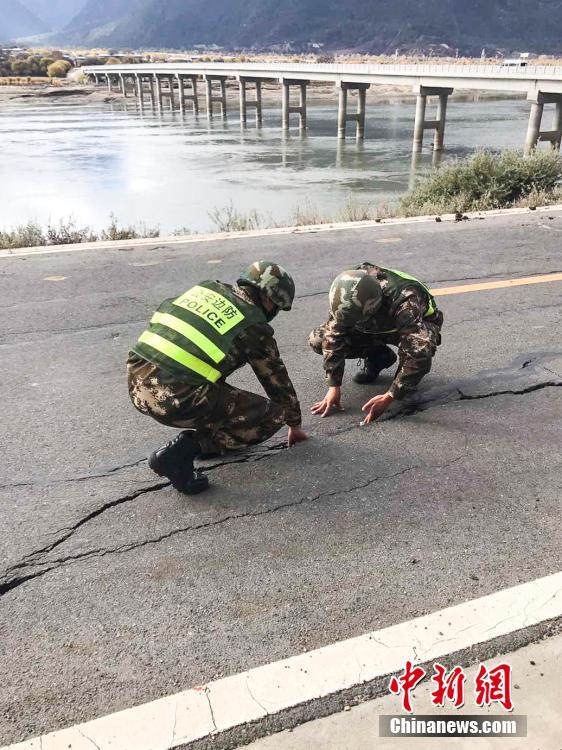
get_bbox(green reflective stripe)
[388,268,435,317]
[151,311,225,364]
[138,331,221,383]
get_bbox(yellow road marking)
[43,275,66,281]
[431,272,562,297]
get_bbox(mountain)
[0,0,49,40]
[59,0,562,54]
[22,0,88,31]
[58,0,149,44]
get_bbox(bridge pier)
[166,75,175,109]
[281,79,308,131]
[152,74,162,110]
[107,74,119,93]
[412,86,454,153]
[205,75,227,118]
[136,74,153,107]
[554,102,562,150]
[153,74,176,110]
[123,74,138,98]
[119,74,127,97]
[524,92,562,154]
[337,82,370,139]
[177,75,199,115]
[238,77,263,125]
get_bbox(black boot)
[148,431,209,495]
[353,346,397,385]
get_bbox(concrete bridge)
[82,62,562,154]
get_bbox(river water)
[1,96,532,234]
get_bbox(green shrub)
[46,218,96,245]
[0,221,45,249]
[400,150,562,216]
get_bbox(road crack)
[2,370,558,597]
[456,381,561,402]
[0,457,463,598]
[246,677,270,715]
[0,481,168,596]
[205,688,218,733]
[77,729,101,750]
[0,458,148,490]
[385,379,561,422]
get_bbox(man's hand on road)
[311,386,343,418]
[287,425,308,447]
[361,392,394,425]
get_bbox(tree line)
[0,50,74,78]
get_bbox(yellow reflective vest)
[133,281,265,385]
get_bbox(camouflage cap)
[238,260,295,311]
[329,270,383,325]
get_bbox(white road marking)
[4,571,561,750]
[1,204,561,259]
[42,276,67,281]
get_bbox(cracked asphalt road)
[1,212,561,745]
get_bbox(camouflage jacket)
[322,276,442,399]
[133,285,302,426]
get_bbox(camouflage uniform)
[309,263,443,400]
[128,284,301,454]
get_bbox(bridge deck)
[83,62,562,95]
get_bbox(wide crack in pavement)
[1,355,560,599]
[0,455,465,598]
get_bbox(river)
[1,95,532,234]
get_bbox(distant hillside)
[59,0,148,44]
[0,0,49,40]
[22,0,88,31]
[59,0,562,54]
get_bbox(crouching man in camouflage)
[310,262,443,424]
[128,261,307,495]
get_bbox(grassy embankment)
[2,151,561,249]
[209,150,562,230]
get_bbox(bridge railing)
[83,62,562,81]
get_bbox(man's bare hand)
[287,425,308,447]
[361,392,394,425]
[311,386,344,418]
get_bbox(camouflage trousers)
[127,357,286,454]
[308,311,443,391]
[308,327,402,366]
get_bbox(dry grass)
[0,215,159,250]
